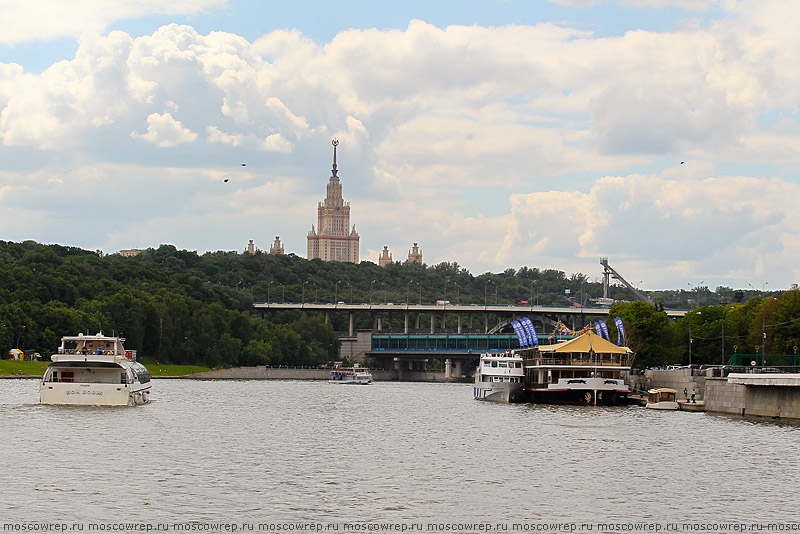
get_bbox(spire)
[331,138,339,178]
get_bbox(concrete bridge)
[254,302,686,335]
[254,301,687,371]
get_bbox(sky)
[1,0,798,292]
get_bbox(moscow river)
[1,379,799,532]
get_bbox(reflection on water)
[1,378,799,524]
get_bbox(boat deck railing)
[525,356,632,367]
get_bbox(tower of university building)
[307,140,360,263]
[407,242,423,264]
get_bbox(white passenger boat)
[329,364,373,384]
[40,333,152,406]
[520,331,633,405]
[646,388,679,410]
[473,351,525,403]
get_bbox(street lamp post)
[444,279,448,303]
[268,281,273,303]
[16,325,25,349]
[407,280,412,305]
[382,282,387,304]
[369,279,376,304]
[688,281,704,308]
[335,281,340,304]
[302,280,309,305]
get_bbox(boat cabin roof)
[537,331,632,355]
[648,388,678,394]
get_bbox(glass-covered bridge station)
[254,301,685,380]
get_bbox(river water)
[1,379,799,533]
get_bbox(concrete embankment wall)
[705,377,800,418]
[183,366,468,382]
[645,369,705,400]
[634,370,800,419]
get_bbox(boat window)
[131,363,151,384]
[491,361,498,367]
[483,361,491,367]
[515,362,522,368]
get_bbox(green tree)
[609,302,680,368]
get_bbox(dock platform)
[679,400,706,412]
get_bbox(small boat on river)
[473,351,525,402]
[329,364,373,384]
[40,332,152,406]
[646,388,679,410]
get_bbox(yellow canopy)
[538,330,631,354]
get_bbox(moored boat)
[40,332,151,406]
[645,388,679,410]
[329,364,373,384]
[520,331,633,405]
[473,351,525,402]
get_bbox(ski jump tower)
[600,257,653,305]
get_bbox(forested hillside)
[0,240,797,369]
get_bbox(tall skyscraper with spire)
[307,139,360,263]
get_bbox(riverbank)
[0,361,469,382]
[0,359,210,378]
[182,366,469,382]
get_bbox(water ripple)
[1,378,799,523]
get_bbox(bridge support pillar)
[457,314,462,334]
[415,313,420,330]
[349,312,354,337]
[324,311,329,324]
[441,312,446,331]
[445,359,452,379]
[454,359,462,378]
[404,312,409,334]
[377,315,383,331]
[485,314,489,333]
[430,315,435,334]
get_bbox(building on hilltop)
[270,236,285,255]
[407,242,423,264]
[119,249,143,257]
[378,246,393,267]
[246,240,255,254]
[307,139,360,263]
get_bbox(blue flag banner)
[521,317,539,345]
[599,320,610,341]
[614,316,626,346]
[595,323,603,338]
[512,320,528,347]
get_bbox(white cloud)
[496,172,800,288]
[0,0,227,45]
[132,112,198,147]
[2,1,800,289]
